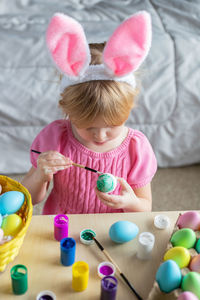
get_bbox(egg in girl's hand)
[109,220,139,243]
[178,291,199,300]
[1,214,23,236]
[0,191,25,215]
[177,211,200,231]
[97,173,117,193]
[156,259,182,293]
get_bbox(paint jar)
[100,275,118,300]
[98,262,115,278]
[137,232,155,260]
[80,228,96,245]
[60,237,76,266]
[72,261,89,292]
[154,214,170,229]
[36,290,56,300]
[54,214,69,241]
[10,264,28,295]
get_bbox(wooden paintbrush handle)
[102,249,121,273]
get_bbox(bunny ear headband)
[46,11,152,91]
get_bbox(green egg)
[181,272,200,298]
[96,173,117,193]
[171,228,196,249]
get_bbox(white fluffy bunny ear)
[46,13,90,78]
[103,11,152,77]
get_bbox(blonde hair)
[59,43,139,128]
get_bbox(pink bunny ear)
[103,11,152,77]
[46,13,90,78]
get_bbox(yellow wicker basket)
[0,175,32,272]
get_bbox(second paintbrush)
[31,149,103,175]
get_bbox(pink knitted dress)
[30,120,157,214]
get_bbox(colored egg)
[171,228,196,249]
[156,260,182,293]
[0,228,4,241]
[0,191,25,215]
[189,254,200,272]
[164,246,191,268]
[178,291,199,300]
[195,239,200,254]
[0,213,2,227]
[97,173,117,193]
[181,272,200,298]
[109,220,139,243]
[1,214,23,236]
[177,212,200,231]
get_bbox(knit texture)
[30,120,157,214]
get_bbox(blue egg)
[156,260,182,293]
[109,220,139,243]
[0,191,25,215]
[0,214,2,227]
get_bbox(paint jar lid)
[101,276,118,291]
[80,229,96,245]
[97,261,116,278]
[36,290,56,300]
[54,214,68,227]
[154,214,170,229]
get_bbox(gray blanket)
[0,0,200,173]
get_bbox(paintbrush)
[92,235,143,300]
[31,149,103,175]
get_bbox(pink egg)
[177,211,200,230]
[178,291,198,300]
[189,254,200,272]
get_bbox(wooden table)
[0,211,182,300]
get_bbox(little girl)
[22,11,157,215]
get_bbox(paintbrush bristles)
[72,162,85,169]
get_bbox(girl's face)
[71,116,127,152]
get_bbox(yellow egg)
[164,246,191,268]
[1,214,23,236]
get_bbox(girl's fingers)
[37,156,73,170]
[100,199,115,207]
[95,188,121,204]
[39,159,70,167]
[44,166,66,175]
[39,151,73,165]
[117,177,132,193]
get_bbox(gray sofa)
[0,0,200,174]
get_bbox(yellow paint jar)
[72,261,89,292]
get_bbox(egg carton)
[147,223,200,300]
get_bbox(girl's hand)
[36,151,73,182]
[95,177,137,210]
